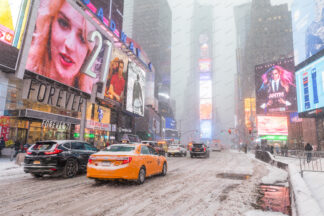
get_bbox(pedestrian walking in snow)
[305,143,313,163]
[0,137,5,156]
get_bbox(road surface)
[0,151,271,216]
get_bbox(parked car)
[24,140,98,178]
[142,140,165,156]
[167,145,187,157]
[190,143,210,158]
[87,143,167,184]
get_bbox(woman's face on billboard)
[50,2,90,83]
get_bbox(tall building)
[234,0,301,147]
[123,0,173,118]
[181,1,214,144]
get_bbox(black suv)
[24,140,98,178]
[190,143,210,158]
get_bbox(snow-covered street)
[0,151,288,216]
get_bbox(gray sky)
[168,0,292,143]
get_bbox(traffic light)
[228,129,232,135]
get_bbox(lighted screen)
[257,116,288,136]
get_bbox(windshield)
[104,145,135,152]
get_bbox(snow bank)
[0,157,27,180]
[261,165,288,185]
[288,164,324,216]
[303,172,324,213]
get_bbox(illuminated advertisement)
[200,80,212,99]
[257,116,288,136]
[0,0,31,70]
[292,0,324,66]
[290,112,302,123]
[200,120,212,139]
[200,98,212,120]
[25,0,114,94]
[244,98,256,128]
[86,103,110,131]
[296,55,324,115]
[199,59,211,73]
[104,47,128,103]
[126,62,145,117]
[165,117,176,129]
[255,57,297,114]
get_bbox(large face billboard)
[25,0,112,94]
[0,0,31,71]
[255,57,297,114]
[257,116,288,136]
[104,47,128,103]
[126,62,145,116]
[292,0,324,66]
[296,55,324,114]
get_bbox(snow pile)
[244,209,288,216]
[261,165,288,185]
[0,157,27,180]
[303,172,324,213]
[288,164,324,216]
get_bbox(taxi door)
[148,146,161,175]
[140,145,153,176]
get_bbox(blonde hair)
[26,0,95,91]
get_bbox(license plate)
[101,161,111,166]
[33,161,41,165]
[195,148,199,151]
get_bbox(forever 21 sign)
[22,79,86,112]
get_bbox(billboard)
[200,98,212,120]
[255,57,297,114]
[104,47,128,103]
[244,98,256,128]
[292,0,324,66]
[200,120,212,139]
[25,0,112,94]
[165,117,176,129]
[199,80,212,99]
[198,59,211,73]
[126,62,145,116]
[257,116,288,136]
[296,55,324,114]
[0,0,31,71]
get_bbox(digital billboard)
[0,0,31,71]
[165,117,176,129]
[200,120,212,139]
[200,98,212,120]
[296,55,324,114]
[25,0,113,94]
[126,62,145,116]
[198,59,211,73]
[257,116,288,136]
[244,98,256,128]
[255,57,297,114]
[292,0,324,66]
[104,47,128,103]
[199,80,212,99]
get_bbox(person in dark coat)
[305,143,313,163]
[0,137,5,156]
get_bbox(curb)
[255,151,324,216]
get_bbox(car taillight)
[189,147,192,151]
[45,145,63,155]
[88,158,93,164]
[204,147,206,152]
[122,157,132,164]
[27,150,32,155]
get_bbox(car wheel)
[95,179,105,184]
[161,162,167,176]
[31,173,43,178]
[190,154,194,158]
[63,158,78,178]
[137,167,146,185]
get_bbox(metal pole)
[80,99,87,141]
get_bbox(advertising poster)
[200,120,212,139]
[255,57,297,114]
[292,0,324,66]
[25,0,112,94]
[126,62,145,116]
[104,47,128,103]
[200,98,212,120]
[0,0,31,70]
[244,98,256,128]
[257,116,288,136]
[296,55,324,114]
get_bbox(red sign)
[257,116,288,135]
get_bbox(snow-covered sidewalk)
[0,157,28,180]
[274,155,324,216]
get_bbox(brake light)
[122,157,132,164]
[44,145,63,155]
[27,150,32,155]
[189,147,192,151]
[204,147,206,152]
[88,158,93,164]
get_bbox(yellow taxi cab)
[87,143,167,184]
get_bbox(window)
[141,145,150,154]
[71,142,85,150]
[84,143,97,151]
[148,146,157,155]
[58,143,70,151]
[104,145,135,152]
